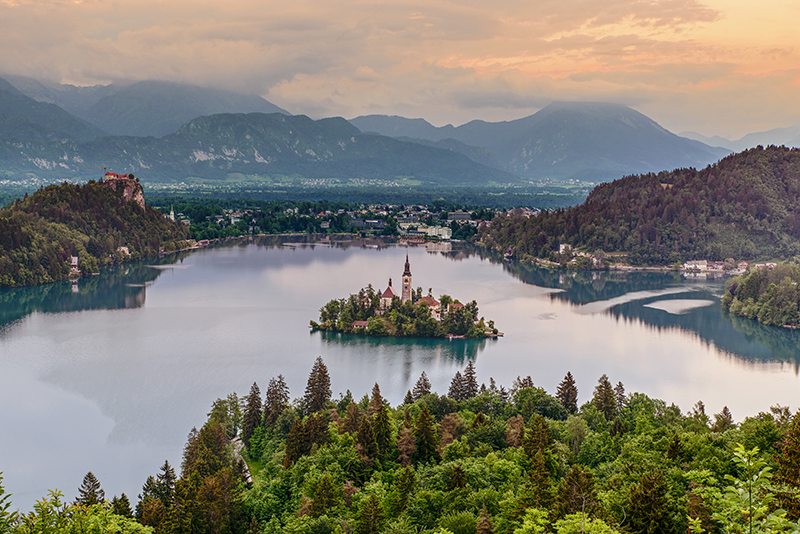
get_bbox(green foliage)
[0,473,17,533]
[480,146,800,264]
[312,286,496,339]
[0,180,189,288]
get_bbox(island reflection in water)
[316,330,491,363]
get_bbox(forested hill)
[0,180,189,287]
[479,146,800,265]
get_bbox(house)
[447,211,471,221]
[559,244,572,255]
[683,260,708,271]
[418,296,441,320]
[70,256,79,273]
[352,320,369,329]
[738,261,749,269]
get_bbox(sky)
[0,0,798,138]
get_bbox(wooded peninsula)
[2,357,800,534]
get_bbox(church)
[380,254,413,308]
[379,255,442,320]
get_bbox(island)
[310,254,500,338]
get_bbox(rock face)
[103,173,145,209]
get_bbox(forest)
[3,357,800,534]
[310,285,497,338]
[0,180,190,288]
[479,146,800,265]
[722,262,800,327]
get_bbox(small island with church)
[310,254,500,338]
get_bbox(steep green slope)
[0,180,189,287]
[479,146,800,264]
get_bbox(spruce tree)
[556,371,579,414]
[522,414,552,463]
[413,404,440,464]
[463,361,478,399]
[372,403,392,453]
[615,381,627,412]
[712,406,734,432]
[448,464,467,490]
[412,371,432,401]
[513,451,553,516]
[156,460,176,506]
[242,382,263,448]
[553,466,597,520]
[368,382,384,417]
[357,416,378,462]
[76,471,105,506]
[310,474,339,517]
[448,371,465,401]
[303,357,332,414]
[396,466,416,511]
[403,390,413,405]
[283,418,305,467]
[592,374,616,421]
[343,401,362,435]
[264,375,290,426]
[111,493,133,518]
[356,493,385,534]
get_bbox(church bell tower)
[401,254,412,304]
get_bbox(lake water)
[2,236,799,510]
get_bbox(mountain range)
[680,126,800,153]
[0,73,779,187]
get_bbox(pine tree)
[592,374,616,421]
[264,375,290,426]
[448,371,465,401]
[343,401,362,435]
[522,414,551,463]
[666,432,684,461]
[372,403,392,453]
[396,466,416,511]
[110,493,133,517]
[413,404,440,464]
[774,411,800,520]
[403,390,413,405]
[397,427,416,467]
[156,460,177,506]
[357,416,378,463]
[712,406,734,432]
[76,471,105,506]
[615,381,627,412]
[283,418,305,467]
[553,466,597,520]
[463,361,478,399]
[448,464,467,490]
[556,371,579,414]
[368,382,384,417]
[310,474,339,517]
[356,493,385,534]
[412,371,432,401]
[513,451,553,516]
[242,382,263,448]
[303,357,332,414]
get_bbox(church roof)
[403,253,411,276]
[382,285,398,298]
[419,296,439,307]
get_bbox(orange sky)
[0,0,798,138]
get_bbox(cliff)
[103,173,145,209]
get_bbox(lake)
[2,236,799,510]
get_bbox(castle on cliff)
[103,172,145,209]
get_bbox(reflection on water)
[0,251,193,332]
[316,330,490,362]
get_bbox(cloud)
[0,0,796,136]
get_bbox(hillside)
[478,146,800,265]
[0,179,189,288]
[0,113,522,186]
[5,76,290,137]
[351,103,729,182]
[0,77,105,143]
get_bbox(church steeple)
[401,253,412,303]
